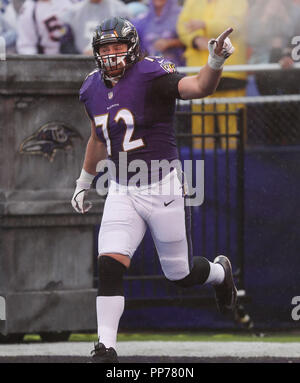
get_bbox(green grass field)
[23,331,300,343]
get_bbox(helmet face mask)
[92,17,140,81]
[97,46,128,76]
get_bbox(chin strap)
[103,67,126,85]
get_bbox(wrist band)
[76,168,95,188]
[207,39,226,70]
[207,54,225,70]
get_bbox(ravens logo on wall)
[19,122,83,162]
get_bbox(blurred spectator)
[16,0,74,54]
[133,0,185,67]
[1,0,24,52]
[62,0,130,55]
[248,0,300,95]
[0,11,17,51]
[1,0,15,27]
[177,0,248,79]
[3,0,24,22]
[126,1,148,19]
[177,0,248,149]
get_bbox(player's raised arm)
[178,27,235,100]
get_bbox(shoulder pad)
[84,69,99,81]
[137,57,177,78]
[79,70,99,103]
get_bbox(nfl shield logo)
[108,91,113,100]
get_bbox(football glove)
[208,27,235,70]
[71,169,94,214]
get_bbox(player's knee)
[97,255,127,296]
[167,257,210,288]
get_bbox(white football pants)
[98,170,193,281]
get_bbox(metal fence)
[246,96,300,146]
[176,94,300,147]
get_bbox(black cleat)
[213,255,237,314]
[90,341,119,363]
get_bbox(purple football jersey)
[79,57,180,185]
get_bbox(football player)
[71,16,237,363]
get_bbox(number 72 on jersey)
[94,109,145,155]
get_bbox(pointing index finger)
[217,27,233,43]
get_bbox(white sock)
[96,296,125,350]
[205,262,225,285]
